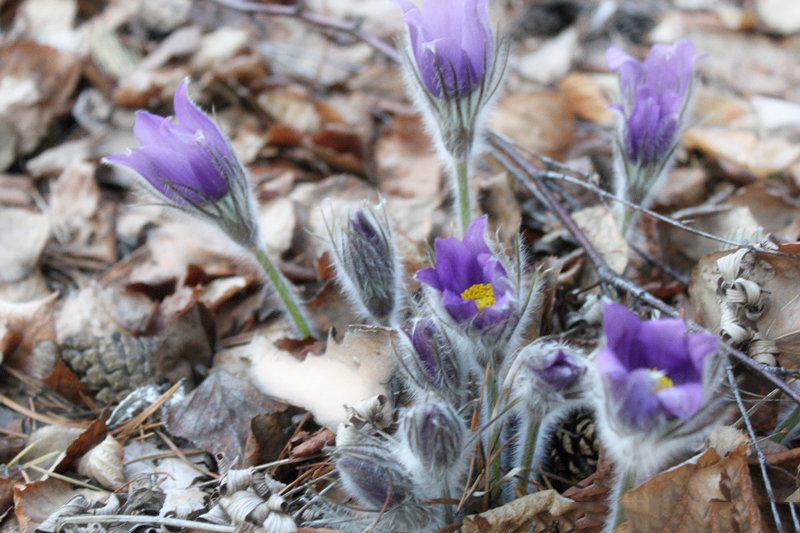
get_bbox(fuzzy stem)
[515,417,541,494]
[454,158,472,235]
[605,466,638,533]
[253,246,313,338]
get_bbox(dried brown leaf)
[0,41,81,156]
[44,357,90,405]
[489,90,574,160]
[620,445,768,533]
[13,479,104,533]
[217,325,396,430]
[374,113,442,199]
[0,293,58,379]
[559,73,614,123]
[462,490,577,533]
[0,207,50,284]
[683,127,800,177]
[166,368,286,465]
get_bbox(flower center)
[650,369,674,391]
[461,283,496,310]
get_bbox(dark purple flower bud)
[105,79,258,247]
[336,444,413,510]
[416,216,516,332]
[400,398,466,482]
[393,0,492,98]
[595,303,717,433]
[607,39,699,168]
[403,319,460,389]
[506,340,588,417]
[329,206,403,326]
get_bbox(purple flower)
[106,79,258,246]
[527,348,586,392]
[506,340,588,417]
[607,39,700,167]
[106,79,236,204]
[393,0,493,98]
[416,216,515,330]
[596,303,717,431]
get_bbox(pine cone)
[61,331,161,404]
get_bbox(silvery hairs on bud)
[330,438,443,533]
[393,0,509,166]
[395,318,465,403]
[397,395,469,496]
[327,204,405,327]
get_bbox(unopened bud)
[329,205,404,326]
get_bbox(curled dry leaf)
[692,243,800,370]
[77,435,125,490]
[462,490,577,533]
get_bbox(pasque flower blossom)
[105,78,258,247]
[416,216,515,332]
[607,39,701,234]
[394,0,493,98]
[596,303,716,433]
[594,302,722,533]
[392,0,508,234]
[107,79,314,338]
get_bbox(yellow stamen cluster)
[651,370,674,391]
[461,283,496,310]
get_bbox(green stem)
[454,158,471,235]
[253,246,313,339]
[516,418,541,494]
[606,467,637,533]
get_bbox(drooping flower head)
[596,303,717,434]
[416,216,516,332]
[393,0,492,98]
[105,78,258,247]
[328,205,404,326]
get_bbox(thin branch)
[208,0,400,62]
[55,515,234,533]
[727,366,783,533]
[488,132,800,407]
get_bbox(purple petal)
[602,303,641,368]
[416,267,443,291]
[172,79,233,161]
[657,382,704,420]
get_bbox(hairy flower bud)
[399,397,467,490]
[336,444,414,510]
[105,78,259,248]
[328,205,404,326]
[399,318,461,398]
[505,339,588,418]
